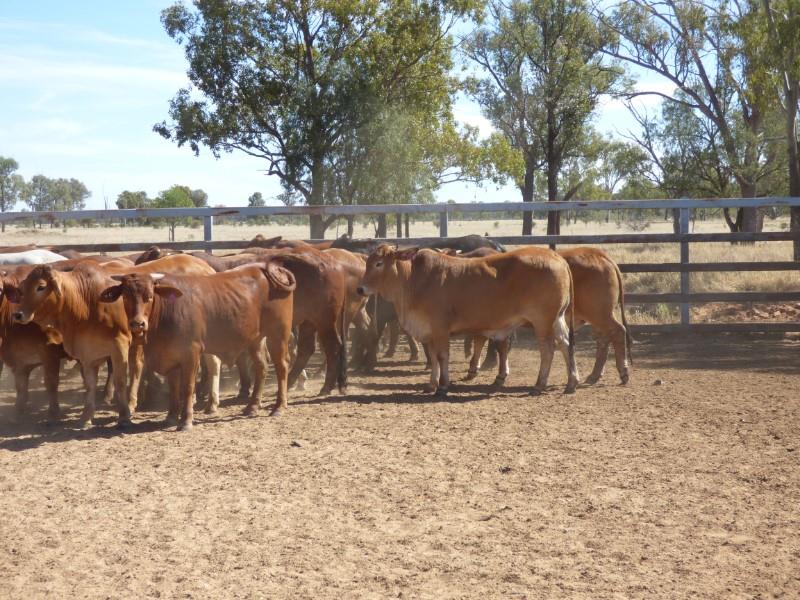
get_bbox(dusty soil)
[1,332,799,599]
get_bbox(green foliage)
[191,188,208,207]
[156,0,481,237]
[116,190,151,209]
[464,0,624,233]
[0,156,24,215]
[247,192,265,207]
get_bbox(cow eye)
[36,284,46,292]
[374,261,383,268]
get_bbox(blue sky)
[0,1,662,211]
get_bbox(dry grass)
[3,216,797,325]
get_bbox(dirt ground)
[1,332,799,599]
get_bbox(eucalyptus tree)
[600,0,780,233]
[464,0,623,235]
[0,156,24,231]
[156,0,480,238]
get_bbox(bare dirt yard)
[1,332,799,599]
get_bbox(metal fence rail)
[6,197,800,334]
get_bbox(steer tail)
[566,265,576,377]
[338,300,348,392]
[612,259,633,366]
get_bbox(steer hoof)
[203,404,218,416]
[164,415,179,428]
[423,383,437,393]
[584,374,601,385]
[116,419,134,431]
[77,418,94,430]
[530,387,545,397]
[243,404,259,417]
[620,373,630,385]
[492,376,507,388]
[464,370,478,381]
[317,387,333,397]
[269,407,283,417]
[564,384,577,395]
[434,386,449,397]
[177,421,194,432]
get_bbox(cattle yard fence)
[3,197,800,335]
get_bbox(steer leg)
[165,368,180,426]
[533,335,555,395]
[287,323,316,390]
[425,344,440,394]
[243,343,268,416]
[127,344,144,413]
[493,338,511,387]
[385,319,400,358]
[318,326,344,396]
[12,366,34,420]
[178,349,201,431]
[78,363,100,429]
[100,358,115,407]
[554,315,580,394]
[202,354,221,415]
[436,345,450,395]
[465,336,486,380]
[609,320,630,385]
[406,333,420,363]
[236,353,252,401]
[585,333,609,384]
[43,351,61,421]
[481,339,499,371]
[111,342,132,428]
[265,334,291,416]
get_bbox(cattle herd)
[0,234,632,431]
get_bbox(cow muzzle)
[129,319,148,335]
[356,285,372,297]
[12,310,33,324]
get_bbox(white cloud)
[0,53,185,90]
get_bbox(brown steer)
[5,254,215,428]
[357,245,579,395]
[451,247,633,385]
[99,263,295,430]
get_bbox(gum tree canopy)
[156,0,479,238]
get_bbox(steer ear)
[395,247,419,261]
[3,283,20,304]
[154,285,183,300]
[99,285,123,303]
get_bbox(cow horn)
[110,274,126,282]
[150,273,165,281]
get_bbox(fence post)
[396,212,402,237]
[679,207,690,327]
[203,214,214,249]
[439,209,448,238]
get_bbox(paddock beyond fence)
[4,197,800,334]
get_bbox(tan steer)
[357,245,579,395]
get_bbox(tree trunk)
[521,164,534,235]
[404,214,410,237]
[786,90,800,260]
[376,214,387,238]
[671,208,680,234]
[308,155,327,239]
[396,213,402,238]
[346,215,354,237]
[546,167,560,236]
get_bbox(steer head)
[99,273,182,337]
[357,244,418,297]
[7,264,62,325]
